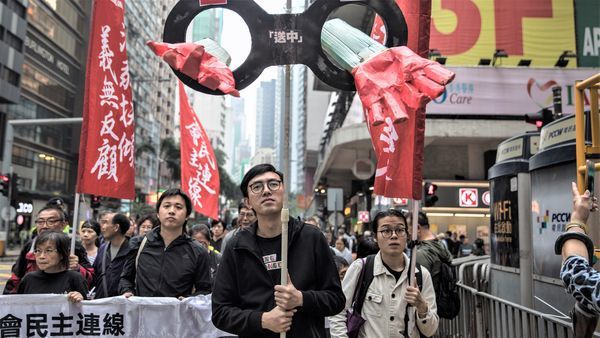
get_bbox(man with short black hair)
[212,164,345,337]
[3,206,93,294]
[93,213,134,298]
[220,201,256,253]
[119,188,211,298]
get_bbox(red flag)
[77,0,135,199]
[179,82,220,219]
[367,0,431,199]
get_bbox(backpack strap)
[135,236,148,271]
[101,243,109,297]
[416,262,423,290]
[354,254,376,315]
[349,258,367,310]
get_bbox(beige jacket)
[330,252,439,338]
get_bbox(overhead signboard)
[574,0,600,67]
[430,0,577,67]
[429,68,597,116]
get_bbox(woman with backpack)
[330,209,439,337]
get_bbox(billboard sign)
[429,68,597,116]
[430,0,577,67]
[574,0,600,67]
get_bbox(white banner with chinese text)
[0,294,229,337]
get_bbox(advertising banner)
[430,0,577,67]
[574,0,600,67]
[531,162,573,278]
[0,294,227,338]
[490,175,520,268]
[429,68,598,116]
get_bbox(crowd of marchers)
[1,163,492,337]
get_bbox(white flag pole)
[70,193,81,255]
[409,200,420,284]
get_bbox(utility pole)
[0,118,82,256]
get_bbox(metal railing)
[435,257,600,338]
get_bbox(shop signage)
[574,0,600,67]
[459,188,478,207]
[24,35,79,85]
[429,68,597,116]
[490,175,520,268]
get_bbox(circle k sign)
[459,188,479,207]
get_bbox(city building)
[155,0,179,193]
[0,0,26,105]
[250,147,274,167]
[226,97,245,175]
[125,0,164,201]
[255,79,277,151]
[186,8,228,155]
[0,0,91,225]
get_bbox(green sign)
[575,0,600,67]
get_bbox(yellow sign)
[430,0,576,67]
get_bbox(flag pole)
[409,200,420,283]
[70,192,81,255]
[279,1,293,337]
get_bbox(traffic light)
[525,108,554,131]
[0,174,9,196]
[91,195,101,209]
[424,182,438,207]
[10,173,19,196]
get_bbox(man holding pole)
[212,164,345,337]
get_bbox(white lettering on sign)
[268,30,303,44]
[17,202,33,214]
[184,119,218,210]
[380,117,399,153]
[582,27,600,57]
[459,188,478,207]
[25,37,71,77]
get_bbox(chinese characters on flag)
[179,82,220,219]
[77,0,135,199]
[367,0,430,200]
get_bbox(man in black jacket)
[212,164,345,337]
[118,189,211,297]
[92,213,134,298]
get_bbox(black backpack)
[431,260,460,319]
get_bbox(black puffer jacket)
[92,238,135,298]
[118,227,211,297]
[212,218,345,338]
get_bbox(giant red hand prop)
[147,41,240,97]
[352,46,454,126]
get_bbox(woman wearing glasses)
[16,231,88,302]
[330,209,439,338]
[3,206,93,294]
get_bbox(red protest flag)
[77,0,135,199]
[179,82,220,219]
[365,0,433,199]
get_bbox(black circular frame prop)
[163,0,408,94]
